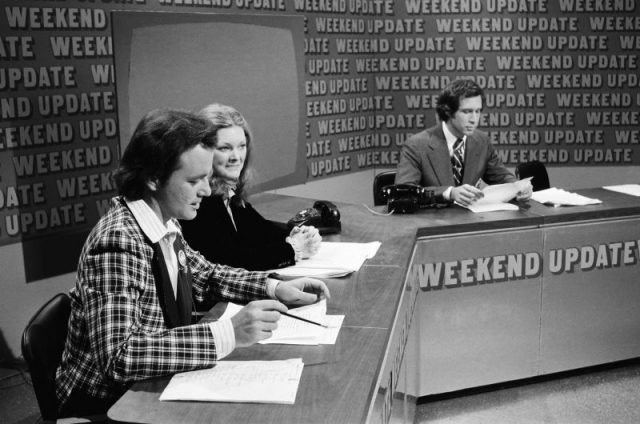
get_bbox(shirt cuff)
[444,186,453,201]
[208,318,235,359]
[266,277,280,299]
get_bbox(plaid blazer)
[56,197,270,408]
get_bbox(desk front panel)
[368,248,420,424]
[409,227,544,396]
[540,217,640,373]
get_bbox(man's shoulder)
[404,125,443,149]
[86,197,144,246]
[468,129,491,145]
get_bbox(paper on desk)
[272,241,381,278]
[159,358,303,404]
[531,187,602,206]
[462,178,531,213]
[603,184,640,197]
[465,202,519,213]
[261,300,325,345]
[219,299,344,345]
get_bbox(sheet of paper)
[465,202,520,213]
[460,178,531,213]
[480,177,532,204]
[159,358,304,404]
[272,241,381,278]
[218,300,342,345]
[531,187,602,207]
[259,300,326,345]
[317,315,345,344]
[603,184,640,197]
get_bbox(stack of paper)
[531,187,602,207]
[272,241,381,278]
[220,299,344,345]
[462,178,532,213]
[159,358,304,404]
[603,184,640,197]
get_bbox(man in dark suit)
[55,109,329,417]
[395,79,532,206]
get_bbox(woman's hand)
[286,225,322,260]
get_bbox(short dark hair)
[435,79,485,122]
[114,108,216,200]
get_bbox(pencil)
[281,311,328,328]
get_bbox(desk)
[108,194,420,424]
[404,188,640,396]
[108,189,640,421]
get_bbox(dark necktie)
[151,234,193,328]
[451,137,465,186]
[172,234,193,327]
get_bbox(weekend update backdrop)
[1,0,639,281]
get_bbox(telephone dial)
[287,200,341,235]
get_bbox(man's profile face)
[447,95,483,138]
[154,144,214,223]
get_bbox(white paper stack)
[603,184,640,197]
[159,358,304,404]
[531,187,602,207]
[272,241,381,278]
[463,178,532,213]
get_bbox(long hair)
[199,103,254,199]
[113,108,216,200]
[435,79,485,122]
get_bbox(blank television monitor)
[112,11,306,192]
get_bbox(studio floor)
[2,359,640,424]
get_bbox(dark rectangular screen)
[112,11,306,192]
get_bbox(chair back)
[515,161,550,192]
[373,170,397,206]
[22,293,71,421]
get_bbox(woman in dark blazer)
[181,103,321,271]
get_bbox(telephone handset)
[287,200,341,235]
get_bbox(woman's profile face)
[212,125,247,183]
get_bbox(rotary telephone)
[381,184,439,213]
[287,200,341,235]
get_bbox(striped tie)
[451,137,465,186]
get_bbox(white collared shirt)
[127,199,180,296]
[223,188,238,231]
[126,198,236,358]
[443,121,466,157]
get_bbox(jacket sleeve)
[80,228,219,384]
[481,141,517,185]
[396,134,451,201]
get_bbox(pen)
[281,311,328,328]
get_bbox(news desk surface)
[108,194,420,424]
[108,189,640,423]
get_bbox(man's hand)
[230,300,287,347]
[515,181,533,201]
[274,277,330,306]
[451,184,484,206]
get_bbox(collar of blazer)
[423,127,484,186]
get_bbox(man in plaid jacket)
[56,109,329,417]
